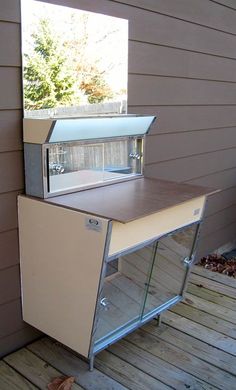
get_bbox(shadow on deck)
[0,266,236,389]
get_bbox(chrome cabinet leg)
[89,355,94,372]
[155,314,162,326]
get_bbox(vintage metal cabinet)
[23,115,155,198]
[18,116,213,370]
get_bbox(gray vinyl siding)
[0,0,40,357]
[0,0,236,356]
[210,0,236,11]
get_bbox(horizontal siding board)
[186,167,236,190]
[0,151,24,193]
[0,0,21,23]
[129,11,236,59]
[201,204,236,237]
[146,127,236,164]
[40,0,236,58]
[0,265,21,305]
[211,0,236,10]
[128,75,236,106]
[204,186,236,217]
[37,0,122,16]
[129,41,236,82]
[0,229,19,270]
[115,0,236,35]
[145,148,236,182]
[129,106,236,135]
[0,191,21,233]
[0,327,41,359]
[0,67,22,109]
[196,221,236,259]
[0,22,21,66]
[0,299,25,339]
[0,110,23,152]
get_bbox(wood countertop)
[44,177,215,223]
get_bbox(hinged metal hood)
[23,115,156,144]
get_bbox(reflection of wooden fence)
[49,140,129,172]
[25,100,126,118]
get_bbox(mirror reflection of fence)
[48,137,143,194]
[48,139,141,176]
[21,0,128,117]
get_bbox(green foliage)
[24,19,77,109]
[24,17,116,109]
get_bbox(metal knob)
[183,257,192,266]
[129,153,141,160]
[100,297,110,310]
[49,163,65,174]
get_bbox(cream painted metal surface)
[18,196,109,358]
[109,196,205,256]
[23,118,54,144]
[18,192,207,370]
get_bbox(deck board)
[106,339,218,390]
[0,361,38,390]
[163,311,236,355]
[170,302,236,339]
[192,265,236,288]
[3,348,83,390]
[143,322,236,376]
[183,292,236,324]
[123,331,231,389]
[187,282,236,311]
[96,349,171,390]
[190,272,236,299]
[0,267,236,389]
[27,338,128,390]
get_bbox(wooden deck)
[0,266,236,390]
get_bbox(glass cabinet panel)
[93,223,198,350]
[142,224,198,317]
[47,137,143,194]
[93,242,156,346]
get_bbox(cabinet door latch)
[183,256,192,266]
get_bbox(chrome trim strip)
[88,220,113,360]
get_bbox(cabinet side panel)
[18,196,109,358]
[109,196,205,256]
[24,144,44,197]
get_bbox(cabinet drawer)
[109,196,205,256]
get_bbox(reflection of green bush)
[24,19,77,109]
[24,17,115,109]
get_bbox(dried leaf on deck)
[47,376,75,390]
